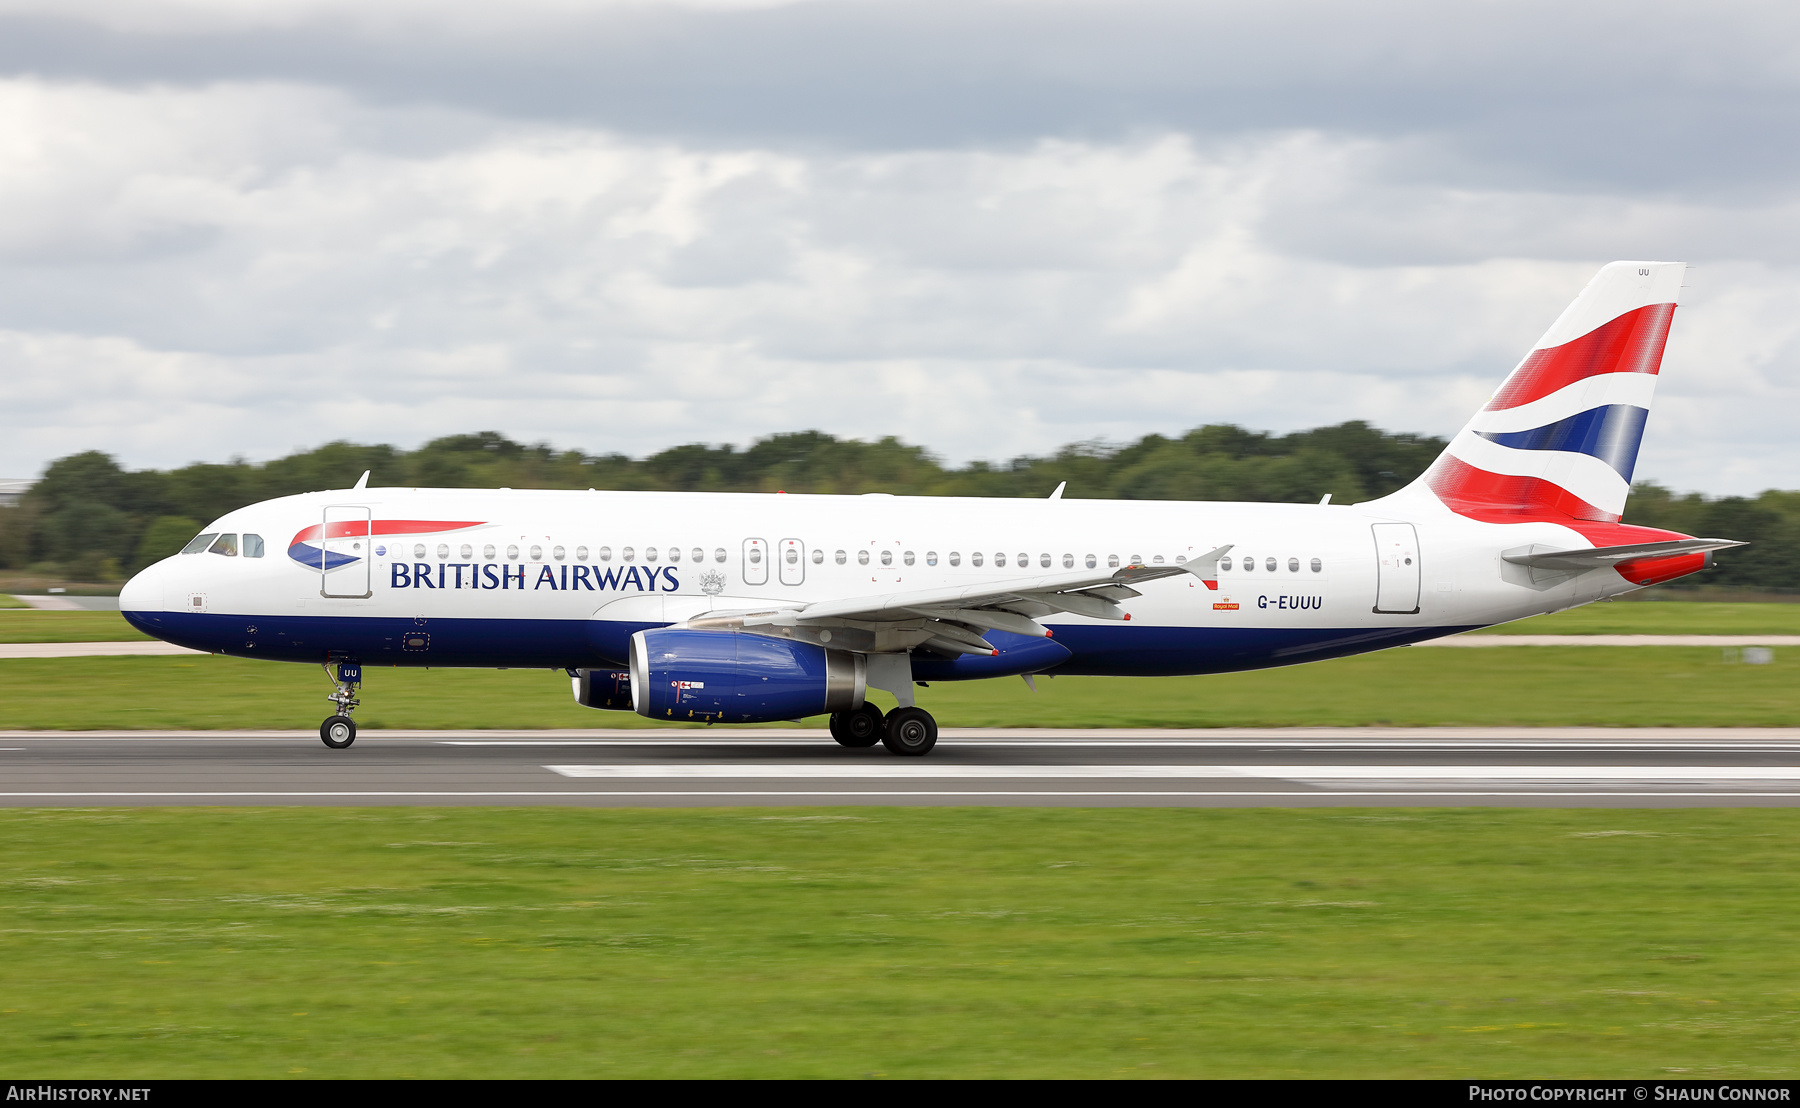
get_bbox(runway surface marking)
[544,763,1800,781]
[5,791,1800,800]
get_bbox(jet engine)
[629,628,866,723]
[571,668,634,710]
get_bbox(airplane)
[120,260,1742,755]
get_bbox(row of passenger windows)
[379,542,1324,574]
[180,533,265,558]
[1221,556,1325,574]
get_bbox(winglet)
[1048,482,1065,500]
[1179,544,1234,591]
[353,471,370,491]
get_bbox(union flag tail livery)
[120,261,1743,754]
[1416,261,1683,525]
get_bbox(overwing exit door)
[1371,522,1420,614]
[778,538,805,585]
[742,538,769,586]
[320,505,373,598]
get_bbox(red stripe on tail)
[1487,302,1674,411]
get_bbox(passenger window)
[835,550,847,565]
[811,549,823,564]
[1062,554,1074,568]
[1220,556,1233,571]
[903,551,914,566]
[1311,557,1323,573]
[530,545,544,561]
[181,533,218,555]
[209,533,238,557]
[971,552,983,567]
[880,550,893,566]
[243,534,265,558]
[949,552,961,566]
[692,548,704,563]
[507,545,520,560]
[1020,553,1030,568]
[1175,555,1186,564]
[714,548,726,563]
[414,544,427,558]
[1288,557,1299,572]
[485,544,497,560]
[555,546,567,561]
[1129,554,1141,565]
[645,547,658,562]
[437,543,449,559]
[1264,557,1277,573]
[1085,554,1095,569]
[668,547,680,562]
[575,546,588,561]
[460,544,473,559]
[858,550,870,566]
[995,553,1007,568]
[785,548,798,565]
[623,546,636,563]
[1108,554,1119,568]
[1039,553,1050,568]
[926,551,937,566]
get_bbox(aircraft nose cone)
[120,563,163,614]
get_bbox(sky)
[1,0,1797,495]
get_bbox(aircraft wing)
[691,545,1233,656]
[1502,538,1745,571]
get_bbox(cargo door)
[1371,522,1420,614]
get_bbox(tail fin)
[1411,261,1684,524]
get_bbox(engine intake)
[630,628,865,723]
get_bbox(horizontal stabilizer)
[1502,538,1745,571]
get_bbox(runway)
[4,727,1800,807]
[2,634,1795,658]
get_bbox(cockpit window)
[208,534,238,557]
[182,533,219,554]
[243,534,265,558]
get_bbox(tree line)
[0,424,1791,592]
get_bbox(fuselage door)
[778,538,805,586]
[321,504,373,599]
[742,538,769,586]
[1371,522,1420,614]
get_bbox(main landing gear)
[320,662,361,749]
[829,702,938,756]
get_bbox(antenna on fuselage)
[1047,482,1065,500]
[353,471,370,491]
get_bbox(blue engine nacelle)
[629,629,866,723]
[571,668,633,711]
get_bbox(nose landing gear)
[320,662,361,749]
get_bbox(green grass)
[1488,602,1800,636]
[1,646,1795,730]
[1,807,1797,1078]
[1,602,1794,647]
[0,610,151,642]
[0,593,29,609]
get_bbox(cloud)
[0,4,1796,495]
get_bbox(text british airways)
[389,563,680,592]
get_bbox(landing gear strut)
[319,661,361,749]
[882,706,937,756]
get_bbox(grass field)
[1,806,1796,1078]
[0,610,152,642]
[0,645,1794,730]
[1481,602,1800,636]
[3,601,1798,646]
